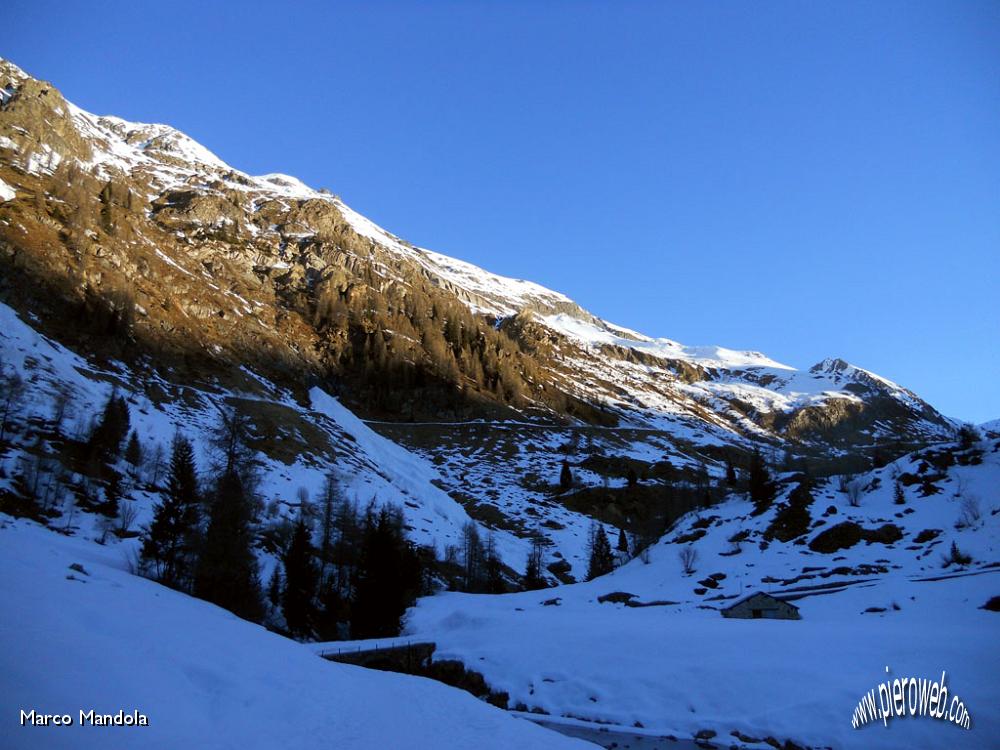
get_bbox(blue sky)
[7,1,999,422]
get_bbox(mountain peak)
[0,55,954,453]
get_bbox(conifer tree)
[617,527,630,555]
[586,523,615,581]
[89,390,130,460]
[195,469,263,622]
[141,435,201,589]
[748,447,774,514]
[267,566,283,609]
[282,519,319,638]
[99,471,121,518]
[725,460,738,486]
[124,430,142,470]
[871,443,889,469]
[332,495,361,596]
[351,506,422,638]
[559,460,574,491]
[315,577,347,641]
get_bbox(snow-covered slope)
[406,441,1000,748]
[0,519,589,750]
[0,299,530,569]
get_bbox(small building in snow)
[721,591,801,620]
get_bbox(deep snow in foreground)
[409,574,998,749]
[0,519,590,750]
[406,450,1000,749]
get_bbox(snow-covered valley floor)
[404,450,1000,750]
[0,519,591,750]
[407,569,998,749]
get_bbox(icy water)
[524,717,705,749]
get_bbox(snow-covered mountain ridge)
[0,57,953,443]
[0,55,965,577]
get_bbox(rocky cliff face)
[0,57,956,501]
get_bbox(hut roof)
[722,591,799,612]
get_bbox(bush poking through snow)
[117,500,139,536]
[893,481,905,505]
[679,546,698,575]
[957,424,980,450]
[957,495,981,529]
[942,540,972,568]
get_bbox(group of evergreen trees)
[139,432,430,640]
[140,427,264,623]
[583,524,633,581]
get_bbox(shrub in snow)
[893,481,905,505]
[957,423,980,450]
[679,545,698,575]
[957,495,981,529]
[942,540,972,568]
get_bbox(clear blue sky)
[7,1,999,422]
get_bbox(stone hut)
[721,591,801,620]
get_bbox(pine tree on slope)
[141,435,201,589]
[282,519,319,639]
[88,390,130,461]
[617,527,630,556]
[351,506,421,639]
[195,469,263,622]
[124,430,142,471]
[586,523,615,581]
[748,447,775,514]
[559,460,574,491]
